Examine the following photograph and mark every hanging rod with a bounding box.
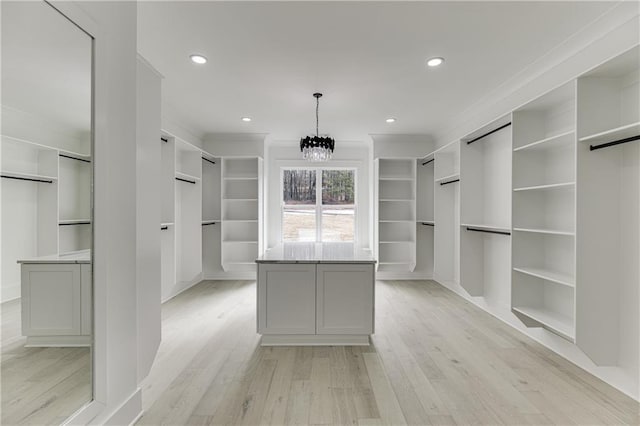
[440,178,459,186]
[1,174,53,184]
[590,134,640,151]
[202,157,216,165]
[161,226,168,230]
[161,137,168,143]
[421,222,434,227]
[202,222,217,226]
[59,221,91,226]
[59,153,91,163]
[422,158,434,166]
[466,122,512,145]
[465,227,511,236]
[175,177,196,184]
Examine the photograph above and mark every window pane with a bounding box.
[322,205,354,242]
[321,170,355,241]
[322,170,354,205]
[283,170,317,242]
[283,169,316,204]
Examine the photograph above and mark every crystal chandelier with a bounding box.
[300,92,335,162]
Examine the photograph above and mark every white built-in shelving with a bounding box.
[575,45,639,367]
[415,156,435,278]
[221,157,263,273]
[459,115,512,299]
[375,158,416,276]
[511,81,576,341]
[433,141,460,286]
[201,155,222,279]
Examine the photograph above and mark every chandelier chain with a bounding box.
[316,96,319,137]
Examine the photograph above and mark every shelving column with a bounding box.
[511,81,577,342]
[202,154,222,278]
[415,156,434,278]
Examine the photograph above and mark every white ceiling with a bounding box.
[137,1,618,142]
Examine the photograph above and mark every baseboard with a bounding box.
[261,334,370,346]
[25,335,90,347]
[104,388,142,426]
[203,272,256,281]
[162,275,203,303]
[375,272,432,280]
[1,283,20,304]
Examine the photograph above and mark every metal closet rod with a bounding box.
[465,227,511,236]
[175,177,196,184]
[466,122,512,145]
[59,221,91,226]
[422,158,434,166]
[161,226,168,230]
[1,174,53,184]
[202,157,216,165]
[59,153,91,163]
[590,134,640,151]
[161,137,168,143]
[421,222,435,227]
[440,178,459,186]
[202,222,217,226]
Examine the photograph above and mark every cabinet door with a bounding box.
[257,263,316,334]
[21,264,81,336]
[316,264,374,335]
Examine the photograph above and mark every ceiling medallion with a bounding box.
[300,92,335,162]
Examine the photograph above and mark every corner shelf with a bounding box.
[512,306,575,342]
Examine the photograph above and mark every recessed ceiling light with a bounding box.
[386,118,396,123]
[426,57,444,67]
[241,117,252,122]
[190,54,207,64]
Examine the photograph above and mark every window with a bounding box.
[282,168,355,242]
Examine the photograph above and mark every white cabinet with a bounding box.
[257,263,316,334]
[21,261,91,346]
[316,264,374,335]
[257,262,375,343]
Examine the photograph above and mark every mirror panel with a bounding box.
[1,1,93,423]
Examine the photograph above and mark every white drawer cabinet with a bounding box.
[257,262,375,344]
[21,262,91,346]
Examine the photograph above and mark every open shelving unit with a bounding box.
[375,158,416,276]
[221,157,263,273]
[202,154,222,279]
[433,141,460,286]
[415,155,434,278]
[511,81,576,341]
[160,137,176,299]
[575,45,639,367]
[459,115,512,300]
[1,134,91,302]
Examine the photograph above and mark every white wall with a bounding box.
[265,140,373,250]
[204,133,267,158]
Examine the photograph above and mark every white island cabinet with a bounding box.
[256,243,376,346]
[18,250,91,347]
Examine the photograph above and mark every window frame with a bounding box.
[280,166,357,243]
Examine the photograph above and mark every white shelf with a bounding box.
[59,219,91,225]
[514,130,574,152]
[224,240,257,244]
[379,240,412,244]
[512,306,574,341]
[223,175,258,180]
[513,182,575,192]
[378,261,412,265]
[224,219,258,223]
[161,222,174,227]
[379,198,414,202]
[379,176,413,181]
[222,198,258,201]
[579,121,640,145]
[1,170,57,183]
[513,228,574,236]
[379,220,413,223]
[175,171,200,182]
[435,173,459,184]
[461,223,511,234]
[513,267,574,288]
[59,150,92,162]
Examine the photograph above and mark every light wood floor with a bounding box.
[139,280,639,425]
[0,299,91,425]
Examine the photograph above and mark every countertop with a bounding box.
[256,243,375,264]
[18,249,91,264]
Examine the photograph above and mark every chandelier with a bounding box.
[300,92,335,162]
